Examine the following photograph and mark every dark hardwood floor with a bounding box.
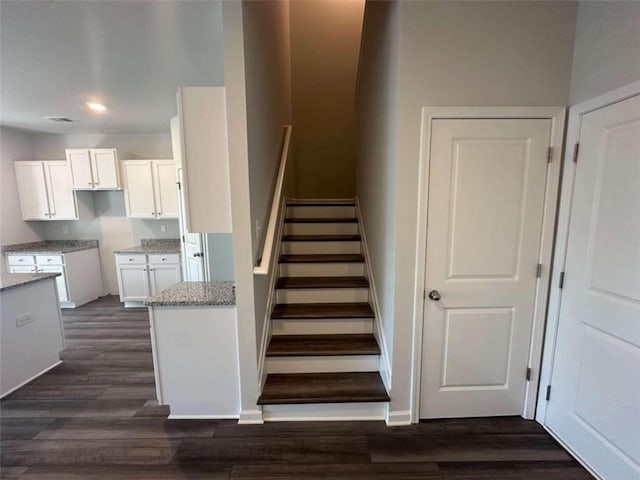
[0,295,593,479]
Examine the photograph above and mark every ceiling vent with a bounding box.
[43,116,76,123]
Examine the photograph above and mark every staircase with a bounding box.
[258,200,389,420]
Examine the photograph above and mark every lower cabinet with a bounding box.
[115,253,181,307]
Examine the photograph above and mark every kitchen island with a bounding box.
[145,281,239,418]
[0,273,65,397]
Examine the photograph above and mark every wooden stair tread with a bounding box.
[272,302,374,319]
[267,334,380,356]
[279,254,364,264]
[284,217,358,223]
[276,276,369,289]
[287,201,355,207]
[258,372,389,405]
[282,234,361,242]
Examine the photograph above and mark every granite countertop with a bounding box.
[114,239,181,255]
[2,240,99,255]
[0,272,61,292]
[144,281,236,307]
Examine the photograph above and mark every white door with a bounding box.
[44,161,77,220]
[545,95,640,479]
[421,118,552,418]
[37,265,68,302]
[66,149,93,189]
[14,162,50,220]
[148,264,182,295]
[118,265,149,301]
[122,161,156,218]
[91,149,119,189]
[177,168,205,281]
[152,161,179,219]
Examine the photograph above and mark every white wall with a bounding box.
[570,1,640,104]
[355,0,400,374]
[356,0,578,420]
[0,127,45,255]
[241,0,293,357]
[30,132,179,294]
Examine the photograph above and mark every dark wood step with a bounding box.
[284,217,358,223]
[271,303,374,319]
[258,372,389,405]
[266,334,380,357]
[280,254,365,264]
[282,234,361,242]
[287,201,355,207]
[276,276,369,289]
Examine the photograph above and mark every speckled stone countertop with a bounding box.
[114,239,181,255]
[145,281,236,307]
[0,272,61,292]
[2,240,99,255]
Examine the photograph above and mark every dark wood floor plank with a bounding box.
[279,254,365,263]
[282,234,361,242]
[284,217,358,223]
[214,420,392,438]
[267,334,380,356]
[230,463,442,479]
[0,418,56,441]
[271,302,374,319]
[276,276,369,289]
[438,460,594,479]
[18,465,232,480]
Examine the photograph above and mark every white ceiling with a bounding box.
[0,1,225,134]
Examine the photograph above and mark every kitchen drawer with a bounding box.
[7,255,36,266]
[148,254,180,265]
[116,254,147,265]
[35,254,64,265]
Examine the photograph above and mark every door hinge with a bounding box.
[536,263,542,278]
[547,146,553,163]
[573,143,580,163]
[423,290,426,300]
[526,367,532,381]
[559,271,565,289]
[181,235,185,243]
[176,181,181,190]
[546,385,552,401]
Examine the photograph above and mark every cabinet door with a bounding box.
[65,149,94,189]
[44,161,78,220]
[118,265,149,301]
[152,161,179,219]
[37,265,69,302]
[148,264,181,296]
[14,162,50,220]
[91,149,120,189]
[121,160,156,218]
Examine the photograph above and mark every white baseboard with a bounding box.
[386,410,412,426]
[262,402,387,422]
[168,414,239,420]
[238,408,264,424]
[1,360,62,399]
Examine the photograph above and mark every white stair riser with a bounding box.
[280,262,365,277]
[262,402,386,421]
[284,223,358,235]
[276,288,368,304]
[286,206,356,218]
[282,241,361,255]
[272,318,373,335]
[266,355,379,374]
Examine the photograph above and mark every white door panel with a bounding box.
[153,161,179,219]
[149,264,181,296]
[546,95,640,480]
[178,168,205,281]
[44,161,77,220]
[14,162,49,220]
[66,149,93,188]
[122,161,156,218]
[91,149,119,189]
[421,118,551,418]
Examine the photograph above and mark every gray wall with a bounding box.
[240,0,293,355]
[356,0,578,416]
[570,1,640,104]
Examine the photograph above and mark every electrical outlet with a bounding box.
[160,224,166,233]
[16,314,33,328]
[62,225,69,234]
[255,220,262,240]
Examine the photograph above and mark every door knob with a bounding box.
[428,290,441,301]
[193,252,202,258]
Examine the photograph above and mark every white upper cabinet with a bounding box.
[176,87,232,233]
[14,161,78,221]
[66,148,121,190]
[121,160,178,219]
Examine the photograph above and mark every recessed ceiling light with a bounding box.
[86,102,107,112]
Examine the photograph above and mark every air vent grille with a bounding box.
[43,116,76,123]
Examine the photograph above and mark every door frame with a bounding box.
[536,81,640,427]
[410,106,566,423]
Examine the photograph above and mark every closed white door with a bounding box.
[545,95,640,479]
[14,162,50,220]
[148,264,182,296]
[118,265,149,301]
[91,149,119,189]
[122,161,156,218]
[66,149,94,189]
[44,161,77,220]
[177,168,205,281]
[421,118,551,418]
[37,265,68,302]
[152,161,179,219]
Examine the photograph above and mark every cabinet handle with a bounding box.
[18,259,24,262]
[88,182,93,185]
[47,259,52,262]
[95,182,99,185]
[149,268,154,271]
